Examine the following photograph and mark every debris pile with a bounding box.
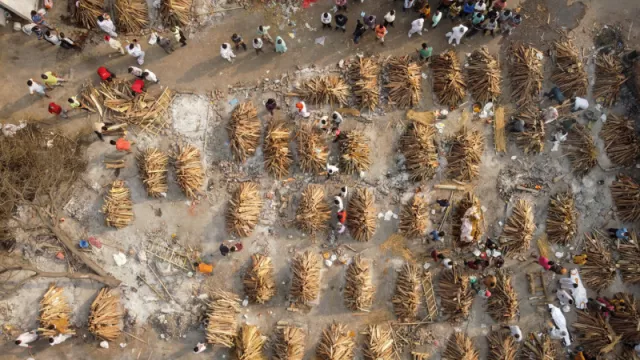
[344,255,374,312]
[431,50,467,108]
[565,123,598,176]
[513,107,545,154]
[363,324,393,360]
[487,271,519,322]
[160,0,192,27]
[618,233,640,284]
[317,322,355,360]
[290,251,321,305]
[139,148,168,197]
[205,289,241,347]
[296,124,328,174]
[295,76,350,106]
[594,53,626,107]
[467,48,501,104]
[443,332,478,360]
[339,131,371,175]
[550,40,588,96]
[264,119,292,178]
[74,0,102,28]
[295,185,331,235]
[102,180,133,229]
[452,192,484,246]
[546,192,577,245]
[600,114,640,166]
[401,118,438,181]
[508,44,543,107]
[487,331,517,360]
[399,195,429,239]
[347,188,377,242]
[175,144,204,199]
[610,292,640,343]
[500,199,535,255]
[235,324,267,360]
[582,232,616,292]
[114,0,149,34]
[573,310,621,355]
[228,102,261,163]
[392,263,421,321]
[88,288,123,342]
[385,56,421,108]
[273,326,305,360]
[521,333,558,359]
[446,127,484,182]
[39,284,75,337]
[226,182,263,237]
[610,176,640,222]
[349,57,381,111]
[243,254,276,304]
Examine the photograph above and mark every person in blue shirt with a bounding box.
[608,227,630,241]
[430,230,445,242]
[462,1,476,19]
[30,10,50,29]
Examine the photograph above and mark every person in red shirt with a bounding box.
[492,0,507,11]
[336,210,347,224]
[110,137,132,152]
[48,102,68,118]
[97,67,115,82]
[131,78,145,94]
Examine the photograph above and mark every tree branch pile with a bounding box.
[546,192,577,245]
[618,234,640,284]
[205,288,241,347]
[431,49,467,108]
[226,182,263,237]
[438,270,473,322]
[610,292,640,343]
[582,232,617,293]
[88,288,123,342]
[400,119,438,182]
[521,333,558,360]
[487,331,518,360]
[161,0,192,28]
[296,124,328,174]
[513,106,546,154]
[102,180,133,229]
[228,102,261,163]
[74,0,102,28]
[273,326,305,360]
[39,284,75,337]
[349,57,381,111]
[295,185,330,235]
[344,255,374,312]
[467,47,501,104]
[347,187,377,242]
[550,40,588,97]
[487,271,519,322]
[139,148,168,197]
[290,251,321,305]
[565,123,598,176]
[114,0,149,34]
[339,131,371,175]
[175,144,204,199]
[600,114,640,166]
[508,44,543,107]
[446,127,484,182]
[294,76,350,106]
[572,310,621,356]
[243,254,275,304]
[399,194,429,239]
[264,119,292,179]
[443,332,478,360]
[363,324,393,360]
[317,322,355,360]
[392,263,421,321]
[594,53,627,107]
[235,324,267,360]
[385,56,421,108]
[500,199,535,256]
[452,192,484,247]
[610,176,640,222]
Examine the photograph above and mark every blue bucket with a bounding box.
[79,240,90,249]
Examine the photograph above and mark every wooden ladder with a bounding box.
[422,271,438,321]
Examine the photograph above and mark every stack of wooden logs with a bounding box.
[594,53,627,107]
[273,326,305,360]
[546,192,577,245]
[88,288,123,342]
[228,102,261,163]
[295,185,331,235]
[431,50,467,108]
[500,199,535,255]
[347,188,377,242]
[235,324,267,360]
[467,48,501,104]
[102,180,133,229]
[447,128,484,182]
[339,131,371,175]
[401,119,439,181]
[438,271,473,322]
[175,144,204,199]
[317,322,355,360]
[386,56,421,108]
[610,292,640,343]
[74,0,102,28]
[343,255,374,312]
[392,263,421,321]
[264,119,292,178]
[487,331,517,360]
[226,182,263,237]
[514,106,546,154]
[600,114,640,166]
[38,284,75,337]
[364,324,394,360]
[115,0,149,34]
[443,332,478,360]
[399,195,429,239]
[521,333,558,360]
[206,289,241,347]
[565,123,598,176]
[617,233,640,284]
[573,311,621,356]
[99,80,174,130]
[487,271,519,322]
[295,76,350,106]
[349,57,381,111]
[610,176,640,222]
[139,148,168,197]
[296,124,328,174]
[550,40,588,97]
[582,232,617,292]
[243,254,276,304]
[161,0,192,28]
[290,251,321,305]
[509,44,543,107]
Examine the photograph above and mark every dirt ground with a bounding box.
[1,0,640,359]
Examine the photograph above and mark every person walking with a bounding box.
[126,40,145,65]
[502,13,521,35]
[155,34,175,54]
[27,79,49,98]
[295,101,310,118]
[97,14,117,38]
[335,0,347,11]
[335,13,348,32]
[15,330,38,347]
[172,26,187,47]
[193,342,207,353]
[408,16,425,38]
[364,15,376,30]
[68,96,90,112]
[462,0,475,19]
[321,12,332,29]
[384,10,396,27]
[375,24,388,44]
[128,66,144,79]
[432,10,443,27]
[97,66,115,82]
[31,10,50,29]
[48,102,69,119]
[220,43,236,62]
[231,33,248,51]
[142,69,159,83]
[403,0,416,12]
[104,35,125,55]
[447,23,468,45]
[353,20,367,44]
[275,36,287,53]
[265,98,278,115]
[258,25,274,44]
[44,30,61,46]
[252,38,264,55]
[41,71,66,89]
[419,3,431,19]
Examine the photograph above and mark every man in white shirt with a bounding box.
[128,66,144,78]
[15,330,38,347]
[105,35,125,55]
[384,10,396,27]
[408,16,425,38]
[508,325,523,342]
[97,14,118,38]
[44,30,61,46]
[193,342,207,353]
[126,41,145,65]
[252,38,263,55]
[220,43,235,63]
[321,12,332,29]
[447,24,468,45]
[27,79,49,98]
[143,70,159,83]
[49,333,73,346]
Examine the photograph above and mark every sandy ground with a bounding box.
[1,0,640,359]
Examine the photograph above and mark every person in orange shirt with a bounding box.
[375,24,387,44]
[194,262,214,274]
[419,3,431,18]
[110,137,132,152]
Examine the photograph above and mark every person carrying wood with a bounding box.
[93,121,115,141]
[104,35,125,55]
[15,330,38,347]
[142,69,159,84]
[68,96,90,113]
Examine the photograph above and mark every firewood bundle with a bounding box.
[161,0,192,28]
[339,131,371,175]
[582,232,617,292]
[618,235,640,284]
[487,271,519,322]
[114,0,149,34]
[550,40,588,97]
[226,182,263,237]
[600,114,640,166]
[611,176,640,222]
[618,348,640,360]
[431,50,467,108]
[296,124,328,174]
[347,188,377,242]
[295,185,331,235]
[363,324,394,360]
[139,148,168,197]
[513,106,545,154]
[74,0,102,28]
[399,195,429,239]
[565,123,598,176]
[205,288,241,347]
[88,288,123,342]
[392,263,421,321]
[500,199,535,256]
[546,192,577,245]
[487,331,518,360]
[175,144,204,199]
[452,192,484,246]
[102,180,133,229]
[400,120,438,182]
[446,127,484,182]
[344,255,374,311]
[235,324,267,360]
[385,56,421,108]
[264,119,292,179]
[290,251,321,304]
[295,76,350,106]
[317,322,355,360]
[610,292,640,343]
[494,107,506,152]
[521,333,558,360]
[39,284,75,337]
[573,310,621,355]
[467,48,501,104]
[349,57,381,111]
[243,254,276,304]
[594,53,627,107]
[228,102,261,163]
[508,44,543,107]
[273,326,306,360]
[438,270,473,322]
[443,332,479,360]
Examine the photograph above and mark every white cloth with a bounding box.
[2,122,27,137]
[331,111,343,125]
[548,304,569,342]
[15,331,38,347]
[97,19,117,37]
[333,196,344,211]
[144,70,158,83]
[442,258,453,269]
[556,289,573,306]
[49,333,73,346]
[509,326,523,342]
[408,18,424,37]
[573,97,589,111]
[447,25,468,45]
[107,38,124,53]
[129,66,143,77]
[384,12,396,23]
[220,43,236,62]
[28,81,46,95]
[568,269,587,309]
[194,342,207,353]
[253,38,263,49]
[337,223,346,234]
[559,277,577,290]
[22,23,37,35]
[543,107,559,123]
[321,13,332,24]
